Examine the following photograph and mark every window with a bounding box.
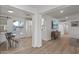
[13,20,24,28]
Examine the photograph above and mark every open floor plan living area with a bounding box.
[0,5,79,54]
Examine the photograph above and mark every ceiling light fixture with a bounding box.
[60,10,64,13]
[8,10,13,13]
[65,17,69,19]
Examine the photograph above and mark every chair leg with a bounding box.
[6,41,9,50]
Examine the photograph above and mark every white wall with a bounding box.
[67,13,79,39]
[26,20,32,37]
[58,21,69,37]
[59,13,79,39]
[58,22,64,37]
[68,20,79,39]
[42,15,53,41]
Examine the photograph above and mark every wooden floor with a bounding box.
[1,34,79,54]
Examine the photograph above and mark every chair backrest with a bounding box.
[5,32,12,40]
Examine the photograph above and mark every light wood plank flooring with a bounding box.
[1,34,79,54]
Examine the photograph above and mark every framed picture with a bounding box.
[51,21,53,29]
[71,21,79,27]
[51,20,59,29]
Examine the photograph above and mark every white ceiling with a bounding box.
[28,5,60,13]
[46,5,79,19]
[0,5,61,19]
[1,5,79,20]
[0,5,32,19]
[29,5,54,10]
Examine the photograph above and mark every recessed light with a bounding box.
[8,10,13,13]
[60,10,64,13]
[65,17,69,19]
